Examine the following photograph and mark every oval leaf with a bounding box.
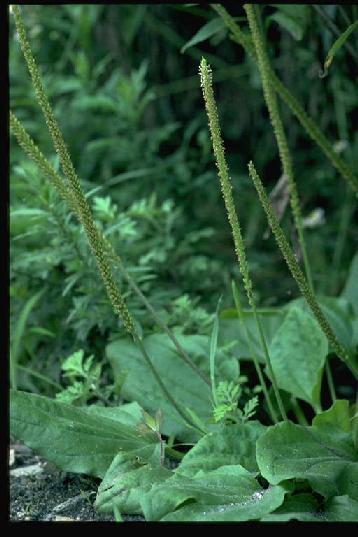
[256,420,358,499]
[176,421,266,477]
[96,452,171,515]
[268,305,328,409]
[106,334,238,441]
[141,465,285,521]
[10,390,160,478]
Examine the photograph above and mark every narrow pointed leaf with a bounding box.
[268,306,328,409]
[181,18,225,53]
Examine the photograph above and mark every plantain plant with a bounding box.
[10,4,358,522]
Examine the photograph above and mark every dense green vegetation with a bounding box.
[10,4,358,522]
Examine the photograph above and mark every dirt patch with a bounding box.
[9,444,144,522]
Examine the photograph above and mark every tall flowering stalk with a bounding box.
[12,5,134,335]
[212,3,358,196]
[248,161,357,379]
[199,57,287,422]
[244,3,313,292]
[11,109,209,384]
[11,6,207,434]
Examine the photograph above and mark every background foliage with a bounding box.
[10,4,357,398]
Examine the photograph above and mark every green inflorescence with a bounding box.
[199,57,287,422]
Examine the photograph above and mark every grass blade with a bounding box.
[231,281,278,424]
[320,19,358,77]
[10,290,44,390]
[209,297,222,406]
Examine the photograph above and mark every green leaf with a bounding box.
[261,493,319,521]
[219,308,285,363]
[61,349,85,376]
[181,18,226,53]
[176,421,266,477]
[106,334,239,441]
[10,208,48,218]
[270,13,303,40]
[72,94,118,112]
[322,495,358,522]
[268,306,328,409]
[288,296,358,375]
[256,420,358,499]
[209,297,221,405]
[323,20,358,75]
[27,326,55,338]
[141,465,286,521]
[55,381,87,405]
[261,493,358,522]
[269,6,309,41]
[85,401,145,428]
[10,289,45,390]
[288,296,355,354]
[312,400,351,434]
[10,390,160,478]
[95,452,171,515]
[262,493,358,522]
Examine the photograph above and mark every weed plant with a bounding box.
[10,4,358,522]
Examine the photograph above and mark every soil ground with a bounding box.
[9,443,144,522]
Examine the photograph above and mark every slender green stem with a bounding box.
[164,446,185,461]
[199,57,287,422]
[11,5,208,435]
[11,105,210,385]
[290,397,309,426]
[270,71,358,195]
[15,364,62,391]
[135,336,206,435]
[331,187,354,295]
[212,4,358,195]
[50,207,87,267]
[10,111,210,389]
[248,161,358,379]
[9,112,75,209]
[154,65,245,98]
[10,111,206,435]
[209,299,221,406]
[103,239,211,386]
[353,391,358,449]
[232,281,278,424]
[325,360,337,404]
[12,5,135,335]
[252,303,288,421]
[313,5,358,63]
[244,4,313,292]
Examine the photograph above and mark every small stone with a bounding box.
[52,495,83,513]
[9,449,15,466]
[10,463,44,477]
[54,516,77,522]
